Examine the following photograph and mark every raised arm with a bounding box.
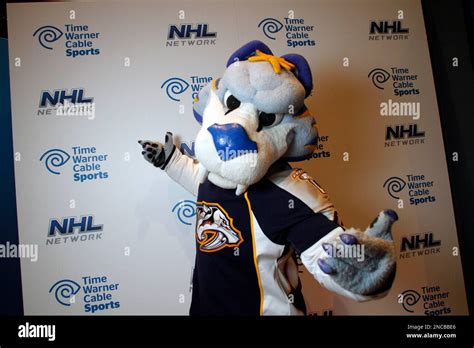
[268,168,397,302]
[139,132,201,196]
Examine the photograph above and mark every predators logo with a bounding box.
[195,202,243,252]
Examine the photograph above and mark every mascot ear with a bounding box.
[193,79,220,124]
[281,54,313,98]
[226,40,273,67]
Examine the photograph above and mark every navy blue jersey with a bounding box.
[190,166,341,315]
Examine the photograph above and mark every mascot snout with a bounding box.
[207,123,258,161]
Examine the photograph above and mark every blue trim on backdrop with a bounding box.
[0,37,24,315]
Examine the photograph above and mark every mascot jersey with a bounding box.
[164,152,342,316]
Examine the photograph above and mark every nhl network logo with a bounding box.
[166,23,216,47]
[38,88,95,118]
[385,123,425,147]
[400,232,441,259]
[369,20,409,41]
[47,215,103,246]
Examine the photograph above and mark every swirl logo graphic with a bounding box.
[172,200,197,225]
[161,77,190,102]
[33,25,63,50]
[400,289,421,313]
[258,18,283,40]
[40,149,70,175]
[49,279,81,306]
[383,176,407,199]
[368,68,390,89]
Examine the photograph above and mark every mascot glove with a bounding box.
[301,210,397,301]
[138,132,176,170]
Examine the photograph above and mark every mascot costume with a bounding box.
[139,41,397,315]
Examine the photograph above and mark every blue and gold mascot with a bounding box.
[139,41,397,315]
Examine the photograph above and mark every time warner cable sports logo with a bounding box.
[33,24,101,58]
[368,67,420,97]
[398,285,451,315]
[161,76,213,102]
[39,147,109,183]
[310,134,331,159]
[383,174,436,206]
[258,17,315,47]
[49,276,120,313]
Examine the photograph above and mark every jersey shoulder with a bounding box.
[268,168,337,220]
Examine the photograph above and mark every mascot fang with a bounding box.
[139,40,397,315]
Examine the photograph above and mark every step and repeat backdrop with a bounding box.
[7,0,468,315]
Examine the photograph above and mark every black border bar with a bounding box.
[422,0,474,316]
[0,315,472,345]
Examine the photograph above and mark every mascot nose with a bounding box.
[207,123,258,161]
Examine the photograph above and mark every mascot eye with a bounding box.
[224,91,241,113]
[257,112,282,132]
[259,112,276,126]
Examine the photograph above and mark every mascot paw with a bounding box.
[317,210,397,296]
[138,132,175,169]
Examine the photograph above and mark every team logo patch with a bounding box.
[291,169,326,194]
[195,201,243,252]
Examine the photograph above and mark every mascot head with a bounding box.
[193,40,317,195]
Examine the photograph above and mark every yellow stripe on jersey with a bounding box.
[244,192,264,316]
